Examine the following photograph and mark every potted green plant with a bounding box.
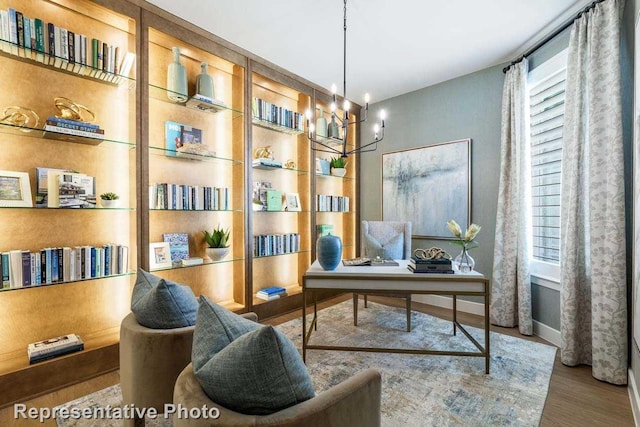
[330,156,348,177]
[203,226,231,261]
[100,192,119,208]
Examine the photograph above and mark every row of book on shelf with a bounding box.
[408,255,454,274]
[28,333,84,364]
[316,194,350,212]
[0,7,135,83]
[149,183,231,211]
[252,97,304,131]
[44,116,105,141]
[0,244,129,290]
[35,167,97,208]
[255,286,287,301]
[253,233,300,257]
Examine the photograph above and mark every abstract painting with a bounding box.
[382,139,471,238]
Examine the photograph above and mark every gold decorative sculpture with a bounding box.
[53,96,95,123]
[254,145,274,160]
[413,247,451,261]
[0,106,39,131]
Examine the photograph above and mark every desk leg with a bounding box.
[302,288,307,363]
[485,288,490,374]
[314,294,317,331]
[453,295,457,336]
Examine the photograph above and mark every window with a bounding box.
[527,49,568,284]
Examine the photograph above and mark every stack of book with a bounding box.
[27,333,84,364]
[408,256,454,274]
[256,286,287,301]
[43,117,105,142]
[252,158,283,168]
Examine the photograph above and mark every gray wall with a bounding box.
[360,65,504,302]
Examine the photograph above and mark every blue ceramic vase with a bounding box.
[317,233,342,271]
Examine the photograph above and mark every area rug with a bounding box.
[56,301,556,426]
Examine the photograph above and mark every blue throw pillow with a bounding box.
[364,232,404,259]
[192,296,315,415]
[130,269,198,329]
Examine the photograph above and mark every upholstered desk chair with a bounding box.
[119,311,258,427]
[353,220,412,331]
[172,363,382,427]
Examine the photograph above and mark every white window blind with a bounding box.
[528,52,567,265]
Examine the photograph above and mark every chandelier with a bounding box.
[306,0,386,158]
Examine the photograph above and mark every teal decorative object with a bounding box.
[316,233,342,270]
[195,62,215,99]
[167,47,188,102]
[327,116,340,139]
[316,108,327,138]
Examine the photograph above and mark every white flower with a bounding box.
[447,220,462,238]
[465,224,481,242]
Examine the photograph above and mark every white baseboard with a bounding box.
[629,368,640,427]
[532,320,561,347]
[412,294,485,316]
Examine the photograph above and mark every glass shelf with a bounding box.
[253,250,310,259]
[316,173,355,181]
[0,271,135,293]
[0,122,136,147]
[0,40,135,88]
[149,146,243,164]
[150,256,244,272]
[316,210,352,214]
[0,206,135,211]
[252,117,304,135]
[148,84,244,119]
[253,209,311,213]
[252,164,309,174]
[150,208,243,213]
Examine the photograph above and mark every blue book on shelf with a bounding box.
[104,245,111,276]
[51,248,59,282]
[258,286,286,295]
[90,247,96,278]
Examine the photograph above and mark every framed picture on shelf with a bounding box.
[0,170,32,207]
[382,138,471,238]
[149,242,173,270]
[285,193,301,211]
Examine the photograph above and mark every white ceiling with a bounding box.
[146,0,591,103]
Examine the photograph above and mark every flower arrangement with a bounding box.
[447,220,481,250]
[329,156,348,169]
[447,220,481,272]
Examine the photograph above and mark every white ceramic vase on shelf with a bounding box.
[316,108,327,138]
[331,167,347,177]
[195,62,215,99]
[206,247,230,262]
[167,46,188,102]
[100,199,118,208]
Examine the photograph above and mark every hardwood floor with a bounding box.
[0,296,635,426]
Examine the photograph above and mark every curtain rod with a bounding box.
[502,0,606,73]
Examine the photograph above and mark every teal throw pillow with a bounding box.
[364,232,404,259]
[194,325,316,415]
[130,268,198,329]
[191,295,261,373]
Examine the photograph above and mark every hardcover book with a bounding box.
[165,121,204,156]
[163,233,189,264]
[266,189,283,211]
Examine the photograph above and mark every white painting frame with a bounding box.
[0,170,32,207]
[149,242,173,270]
[382,138,471,239]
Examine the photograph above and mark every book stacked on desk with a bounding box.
[27,333,84,364]
[43,117,105,141]
[256,286,287,301]
[408,256,455,274]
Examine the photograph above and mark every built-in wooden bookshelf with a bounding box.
[249,67,312,319]
[143,19,246,312]
[0,0,137,408]
[0,0,361,408]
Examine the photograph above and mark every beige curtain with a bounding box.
[560,0,627,384]
[490,59,533,336]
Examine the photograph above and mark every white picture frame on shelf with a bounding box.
[285,193,302,211]
[149,242,172,270]
[0,170,33,207]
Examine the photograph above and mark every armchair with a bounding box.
[172,363,382,426]
[353,220,412,331]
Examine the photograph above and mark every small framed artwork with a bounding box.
[162,233,190,264]
[149,242,173,270]
[0,170,33,207]
[285,193,302,211]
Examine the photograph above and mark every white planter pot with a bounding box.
[331,167,347,177]
[100,199,118,208]
[206,247,230,261]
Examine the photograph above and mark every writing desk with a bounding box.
[302,260,491,373]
